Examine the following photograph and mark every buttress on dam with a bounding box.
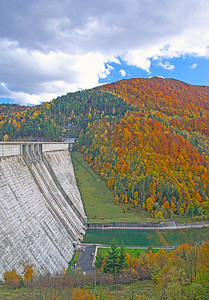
[0,142,87,278]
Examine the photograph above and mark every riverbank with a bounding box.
[87,221,209,230]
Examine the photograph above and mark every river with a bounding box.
[83,228,209,247]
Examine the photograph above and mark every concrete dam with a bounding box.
[0,142,87,278]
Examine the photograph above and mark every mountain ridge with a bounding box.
[0,77,209,219]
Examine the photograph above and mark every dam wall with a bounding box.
[42,143,69,152]
[0,142,73,158]
[0,142,87,278]
[0,143,21,156]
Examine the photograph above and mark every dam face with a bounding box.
[0,142,87,278]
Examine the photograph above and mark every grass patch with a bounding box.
[71,152,154,223]
[0,285,75,300]
[0,281,156,300]
[89,280,156,299]
[66,249,80,275]
[71,151,197,224]
[97,247,160,259]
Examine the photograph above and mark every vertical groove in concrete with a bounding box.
[42,152,86,225]
[0,143,87,279]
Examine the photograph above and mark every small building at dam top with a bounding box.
[0,141,87,279]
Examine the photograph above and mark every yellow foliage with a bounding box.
[146,197,154,212]
[0,120,5,129]
[108,177,115,188]
[3,134,9,141]
[178,207,184,215]
[12,119,17,126]
[154,211,164,220]
[114,195,119,205]
[170,201,176,212]
[3,269,20,283]
[134,191,138,199]
[23,260,33,281]
[31,112,39,120]
[131,257,140,269]
[133,296,147,300]
[71,287,95,300]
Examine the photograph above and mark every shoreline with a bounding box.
[87,221,209,230]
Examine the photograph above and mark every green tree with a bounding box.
[118,243,128,270]
[104,238,120,276]
[103,239,128,276]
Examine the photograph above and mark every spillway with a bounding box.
[0,142,87,278]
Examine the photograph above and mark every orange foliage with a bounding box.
[82,110,209,216]
[71,287,114,300]
[126,253,131,267]
[103,77,209,137]
[3,269,20,283]
[71,288,95,300]
[22,260,33,281]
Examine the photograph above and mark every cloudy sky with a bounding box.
[1,0,209,105]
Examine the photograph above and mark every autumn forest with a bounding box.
[1,77,209,219]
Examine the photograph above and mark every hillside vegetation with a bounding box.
[71,152,153,222]
[0,103,28,116]
[2,241,209,299]
[1,77,209,219]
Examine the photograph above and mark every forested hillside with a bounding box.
[0,103,28,116]
[103,77,209,137]
[0,90,133,141]
[0,103,28,125]
[1,77,209,219]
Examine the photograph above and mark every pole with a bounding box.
[94,267,96,290]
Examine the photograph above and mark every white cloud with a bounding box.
[0,82,10,98]
[191,63,197,69]
[1,79,62,105]
[158,61,175,70]
[0,42,115,104]
[99,64,114,79]
[149,75,164,79]
[119,69,126,77]
[123,50,151,72]
[1,0,209,104]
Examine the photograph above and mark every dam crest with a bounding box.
[0,142,87,278]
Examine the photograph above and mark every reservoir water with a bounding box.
[83,228,209,247]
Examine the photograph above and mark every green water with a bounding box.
[83,228,209,247]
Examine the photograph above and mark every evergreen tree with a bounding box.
[118,243,128,270]
[104,239,128,276]
[104,238,120,276]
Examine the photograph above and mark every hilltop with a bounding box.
[0,77,209,219]
[103,77,209,136]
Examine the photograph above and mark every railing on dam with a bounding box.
[0,141,74,158]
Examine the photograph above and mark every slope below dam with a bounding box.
[0,142,87,278]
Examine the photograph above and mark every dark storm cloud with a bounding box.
[0,0,125,52]
[0,0,201,53]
